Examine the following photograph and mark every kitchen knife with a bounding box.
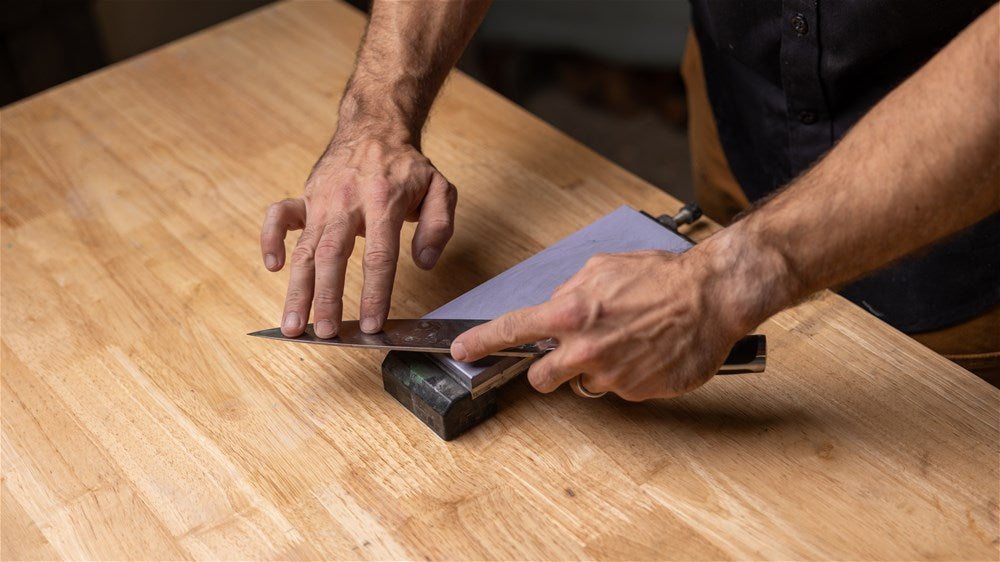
[248,318,767,374]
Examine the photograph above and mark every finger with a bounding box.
[451,304,555,362]
[260,198,306,271]
[359,212,404,333]
[411,174,457,269]
[281,223,321,337]
[525,348,583,393]
[311,215,359,338]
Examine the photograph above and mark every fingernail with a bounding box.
[315,319,334,338]
[282,311,301,331]
[418,247,441,268]
[264,254,278,270]
[360,317,379,333]
[452,342,467,362]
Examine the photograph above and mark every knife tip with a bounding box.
[247,327,282,338]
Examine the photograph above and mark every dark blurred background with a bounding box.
[1,0,693,201]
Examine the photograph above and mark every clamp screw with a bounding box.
[656,202,703,232]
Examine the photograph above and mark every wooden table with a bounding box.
[2,1,997,559]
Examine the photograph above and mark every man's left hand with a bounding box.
[450,248,761,400]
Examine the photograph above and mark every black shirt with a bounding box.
[691,0,999,333]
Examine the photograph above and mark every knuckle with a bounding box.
[326,212,359,236]
[434,174,457,196]
[368,177,392,193]
[365,179,396,208]
[315,237,350,262]
[303,180,322,200]
[550,298,580,331]
[527,364,553,392]
[363,247,396,270]
[312,288,340,307]
[290,244,315,267]
[366,214,399,234]
[298,223,321,243]
[284,287,310,308]
[495,314,520,345]
[360,293,388,312]
[264,202,283,221]
[550,280,572,299]
[265,198,297,218]
[584,253,610,269]
[439,181,459,213]
[552,294,596,331]
[422,217,454,238]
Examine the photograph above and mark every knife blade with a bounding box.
[248,318,767,373]
[249,318,552,356]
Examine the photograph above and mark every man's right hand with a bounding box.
[259,132,456,338]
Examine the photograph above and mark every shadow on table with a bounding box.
[500,374,812,437]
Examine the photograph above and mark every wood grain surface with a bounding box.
[2,1,997,559]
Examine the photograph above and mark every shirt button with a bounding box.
[799,110,818,124]
[790,13,809,36]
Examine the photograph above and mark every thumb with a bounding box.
[411,173,457,269]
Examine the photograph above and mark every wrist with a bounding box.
[694,220,803,334]
[335,87,422,148]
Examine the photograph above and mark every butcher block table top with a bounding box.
[2,1,997,560]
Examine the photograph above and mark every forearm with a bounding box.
[336,0,491,146]
[709,3,1000,331]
